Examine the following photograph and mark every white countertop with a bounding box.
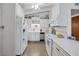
[49,34,79,56]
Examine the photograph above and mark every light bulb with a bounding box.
[32,4,34,8]
[35,4,38,10]
[32,3,40,10]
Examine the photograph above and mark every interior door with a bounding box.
[0,4,3,56]
[72,16,79,41]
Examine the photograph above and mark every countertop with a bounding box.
[49,34,79,56]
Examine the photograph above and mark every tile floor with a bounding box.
[23,41,48,56]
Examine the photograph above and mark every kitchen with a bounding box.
[0,3,79,56]
[16,3,79,56]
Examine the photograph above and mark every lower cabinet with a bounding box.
[52,42,70,56]
[28,32,40,41]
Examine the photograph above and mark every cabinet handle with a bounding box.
[56,48,59,51]
[0,26,4,29]
[23,38,25,40]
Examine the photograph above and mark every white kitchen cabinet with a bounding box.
[45,34,52,56]
[50,4,60,20]
[40,19,49,32]
[52,42,70,56]
[28,32,40,41]
[49,4,60,26]
[50,4,68,27]
[57,4,68,26]
[50,19,58,26]
[35,32,40,41]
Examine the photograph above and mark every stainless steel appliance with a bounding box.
[40,32,45,41]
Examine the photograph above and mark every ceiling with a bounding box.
[19,3,55,15]
[19,3,54,11]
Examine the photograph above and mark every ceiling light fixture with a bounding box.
[32,3,40,10]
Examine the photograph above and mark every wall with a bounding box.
[71,9,79,16]
[26,18,49,32]
[16,4,24,17]
[71,9,79,17]
[2,3,16,56]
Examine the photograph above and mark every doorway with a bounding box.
[72,16,79,41]
[71,9,79,41]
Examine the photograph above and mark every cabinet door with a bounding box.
[35,32,40,41]
[53,43,64,56]
[57,45,70,56]
[29,32,40,41]
[52,42,70,56]
[55,47,64,56]
[0,4,3,56]
[52,42,59,56]
[53,47,59,56]
[51,4,60,19]
[32,32,36,41]
[28,32,35,41]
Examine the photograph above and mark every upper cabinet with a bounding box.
[49,4,60,19]
[49,4,68,27]
[49,4,60,26]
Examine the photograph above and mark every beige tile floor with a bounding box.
[23,41,48,56]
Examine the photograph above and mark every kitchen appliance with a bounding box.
[40,29,45,41]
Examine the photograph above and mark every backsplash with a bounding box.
[52,27,68,39]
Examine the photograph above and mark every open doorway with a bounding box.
[16,3,52,56]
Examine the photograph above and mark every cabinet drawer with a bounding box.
[52,42,70,56]
[55,43,70,56]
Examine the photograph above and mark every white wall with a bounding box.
[26,18,49,32]
[2,3,16,56]
[16,4,24,17]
